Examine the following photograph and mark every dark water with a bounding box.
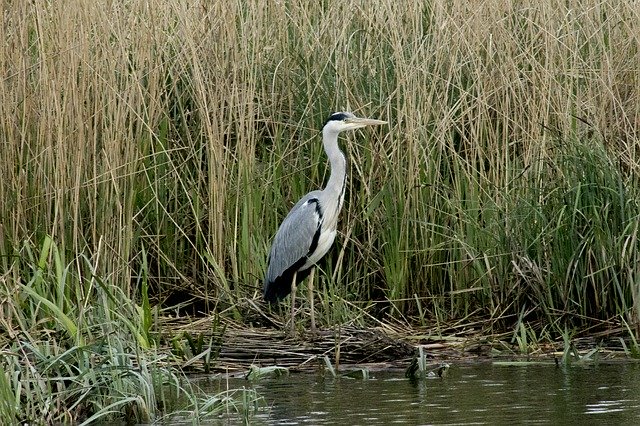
[203,362,640,425]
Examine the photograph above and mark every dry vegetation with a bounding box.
[1,0,640,422]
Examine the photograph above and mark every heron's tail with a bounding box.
[263,267,312,303]
[263,280,285,303]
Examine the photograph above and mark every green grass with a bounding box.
[0,238,260,424]
[1,0,640,419]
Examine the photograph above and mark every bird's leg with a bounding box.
[308,267,316,334]
[290,271,297,335]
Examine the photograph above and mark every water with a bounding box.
[202,362,640,424]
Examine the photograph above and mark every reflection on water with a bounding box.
[201,362,640,425]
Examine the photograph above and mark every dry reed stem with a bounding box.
[1,0,638,327]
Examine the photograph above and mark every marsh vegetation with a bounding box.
[1,0,639,423]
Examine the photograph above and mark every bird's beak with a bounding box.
[344,117,388,128]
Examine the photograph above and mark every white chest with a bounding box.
[304,228,337,268]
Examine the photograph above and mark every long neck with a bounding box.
[322,128,346,198]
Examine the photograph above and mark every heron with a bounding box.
[263,111,387,334]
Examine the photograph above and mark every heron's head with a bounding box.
[323,111,387,134]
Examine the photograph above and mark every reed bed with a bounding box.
[1,0,640,422]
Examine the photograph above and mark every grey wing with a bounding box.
[264,194,322,301]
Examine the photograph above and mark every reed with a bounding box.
[0,237,262,423]
[1,0,639,397]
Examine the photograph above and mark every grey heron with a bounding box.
[263,111,387,334]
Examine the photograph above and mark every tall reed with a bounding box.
[1,0,639,344]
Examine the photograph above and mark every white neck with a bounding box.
[322,128,346,197]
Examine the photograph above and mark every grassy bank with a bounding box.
[0,237,261,423]
[1,0,640,421]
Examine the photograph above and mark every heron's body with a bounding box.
[263,112,386,333]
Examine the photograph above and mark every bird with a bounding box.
[263,111,387,334]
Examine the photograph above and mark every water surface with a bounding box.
[202,362,640,424]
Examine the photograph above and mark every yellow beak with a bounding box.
[344,117,388,128]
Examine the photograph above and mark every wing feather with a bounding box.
[263,193,323,302]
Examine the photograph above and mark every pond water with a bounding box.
[200,361,640,424]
